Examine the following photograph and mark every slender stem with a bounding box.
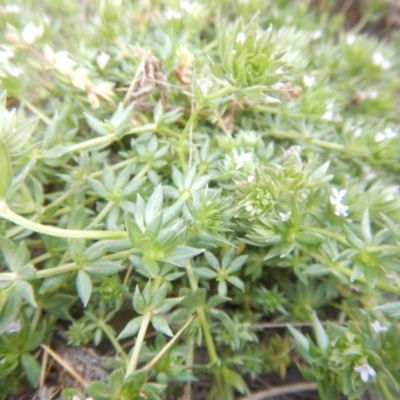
[0,202,127,240]
[185,261,227,400]
[36,249,134,279]
[66,123,157,154]
[98,320,126,357]
[31,252,52,265]
[125,310,151,379]
[88,200,114,228]
[377,374,394,400]
[305,247,400,294]
[21,99,51,125]
[305,227,348,246]
[31,307,42,332]
[178,105,202,171]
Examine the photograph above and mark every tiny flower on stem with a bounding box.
[236,31,246,45]
[371,320,388,333]
[329,188,349,217]
[354,363,376,383]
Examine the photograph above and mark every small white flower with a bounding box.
[165,9,182,20]
[322,102,334,121]
[0,49,14,64]
[279,211,291,222]
[272,81,285,90]
[247,175,256,183]
[7,65,22,77]
[346,34,356,45]
[236,31,246,45]
[233,149,253,169]
[311,29,322,40]
[362,166,377,180]
[70,67,91,90]
[372,52,391,70]
[354,363,376,383]
[303,74,315,87]
[3,320,21,333]
[375,127,397,142]
[0,5,20,14]
[22,22,43,44]
[371,320,388,333]
[50,50,77,74]
[354,128,362,137]
[375,132,386,142]
[246,204,254,212]
[96,51,110,69]
[330,188,348,217]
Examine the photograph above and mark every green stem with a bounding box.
[377,374,394,400]
[98,320,126,357]
[178,105,202,171]
[125,310,151,379]
[305,227,349,246]
[66,123,157,154]
[185,262,227,400]
[0,201,127,240]
[305,248,400,294]
[36,249,134,279]
[88,200,114,227]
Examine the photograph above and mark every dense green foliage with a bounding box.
[1,0,400,399]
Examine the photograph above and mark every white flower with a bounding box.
[372,52,391,70]
[246,204,254,212]
[7,65,22,77]
[236,32,246,45]
[247,175,256,183]
[0,5,20,14]
[311,29,322,40]
[272,81,285,90]
[0,49,14,64]
[22,22,43,44]
[330,188,349,217]
[233,149,253,169]
[96,51,110,69]
[354,128,362,137]
[47,49,77,74]
[165,9,182,20]
[2,320,21,333]
[303,74,315,87]
[346,34,356,45]
[70,67,91,90]
[371,320,388,333]
[354,363,376,383]
[279,212,291,222]
[322,102,334,121]
[375,127,397,142]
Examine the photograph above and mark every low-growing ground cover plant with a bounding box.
[1,0,400,399]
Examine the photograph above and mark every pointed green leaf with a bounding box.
[288,325,312,364]
[151,316,173,337]
[125,212,144,247]
[76,270,92,307]
[15,281,37,307]
[145,185,163,226]
[164,246,205,262]
[0,138,12,199]
[361,209,372,244]
[133,285,145,314]
[118,316,143,339]
[21,353,41,387]
[312,312,329,353]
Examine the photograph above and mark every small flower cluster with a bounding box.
[329,188,349,217]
